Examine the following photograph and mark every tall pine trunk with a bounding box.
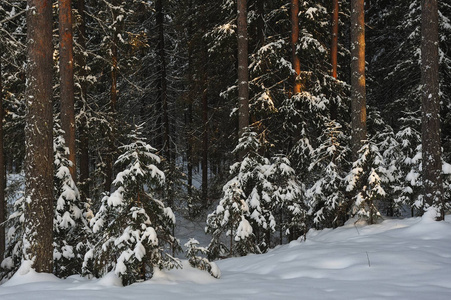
[421,0,444,219]
[202,65,208,206]
[156,0,170,161]
[24,0,54,273]
[350,0,367,160]
[59,0,76,180]
[105,0,120,193]
[290,0,301,95]
[77,0,90,200]
[331,0,339,79]
[237,0,249,146]
[0,58,5,262]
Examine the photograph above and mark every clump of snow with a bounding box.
[2,261,60,287]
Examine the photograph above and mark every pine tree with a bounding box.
[23,0,54,273]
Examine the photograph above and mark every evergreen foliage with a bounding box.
[84,124,181,285]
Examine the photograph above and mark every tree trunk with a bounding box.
[290,0,301,95]
[421,0,444,219]
[0,57,5,261]
[237,0,249,145]
[156,0,170,161]
[77,0,90,200]
[202,76,208,206]
[59,0,76,180]
[350,0,367,160]
[330,0,339,121]
[331,0,339,79]
[105,0,120,193]
[256,0,265,48]
[186,0,193,203]
[24,0,54,273]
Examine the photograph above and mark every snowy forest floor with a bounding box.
[1,214,450,299]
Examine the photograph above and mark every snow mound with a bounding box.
[1,216,451,299]
[2,261,61,287]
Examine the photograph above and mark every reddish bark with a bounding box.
[237,0,249,141]
[350,0,367,160]
[291,0,301,94]
[331,0,339,79]
[24,0,54,273]
[59,0,77,180]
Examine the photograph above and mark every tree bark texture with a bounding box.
[24,0,54,273]
[0,58,5,261]
[421,0,444,218]
[59,0,77,180]
[331,0,339,79]
[350,0,367,160]
[237,0,249,141]
[77,0,90,200]
[290,0,301,94]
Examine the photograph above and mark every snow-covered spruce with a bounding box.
[345,142,385,225]
[264,155,307,242]
[84,123,181,285]
[207,129,306,256]
[306,120,350,228]
[0,194,25,282]
[53,124,91,278]
[184,238,220,279]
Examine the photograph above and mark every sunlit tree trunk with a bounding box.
[237,0,249,148]
[331,0,339,79]
[290,0,301,94]
[59,0,76,180]
[421,0,444,219]
[350,0,367,160]
[24,0,54,272]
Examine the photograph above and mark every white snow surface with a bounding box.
[1,215,451,299]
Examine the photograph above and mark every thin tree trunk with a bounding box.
[186,0,193,209]
[156,0,170,161]
[59,0,76,180]
[0,58,5,261]
[330,0,339,121]
[350,0,367,160]
[290,0,301,95]
[202,78,208,206]
[331,0,339,79]
[237,0,249,145]
[256,0,265,48]
[105,1,120,193]
[24,0,54,272]
[77,0,90,200]
[421,0,443,219]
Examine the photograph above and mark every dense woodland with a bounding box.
[0,0,450,286]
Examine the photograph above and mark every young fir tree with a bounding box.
[184,238,220,278]
[53,122,91,278]
[0,195,25,281]
[85,124,181,286]
[265,155,306,242]
[307,120,350,228]
[345,142,385,224]
[206,130,261,258]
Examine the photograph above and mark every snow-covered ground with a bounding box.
[1,214,450,299]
